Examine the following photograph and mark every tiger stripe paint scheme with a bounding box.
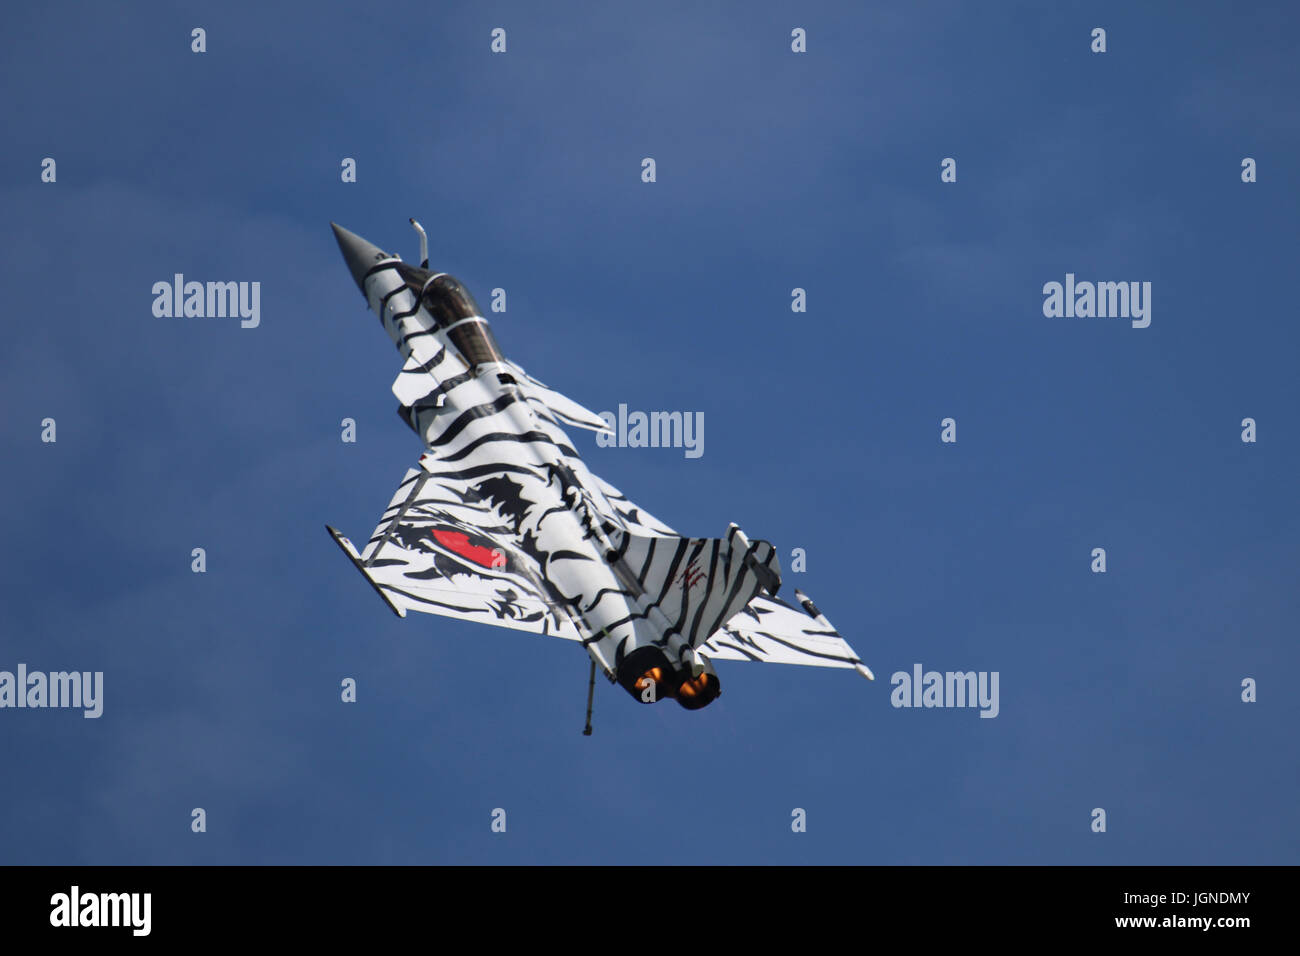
[326,222,873,711]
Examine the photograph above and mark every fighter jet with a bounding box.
[326,220,872,731]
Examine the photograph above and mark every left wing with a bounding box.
[699,591,874,679]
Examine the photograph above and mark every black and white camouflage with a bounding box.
[326,222,872,711]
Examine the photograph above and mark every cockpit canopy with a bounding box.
[393,264,483,328]
[392,263,502,367]
[421,273,482,328]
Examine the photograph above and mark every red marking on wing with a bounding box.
[432,529,504,568]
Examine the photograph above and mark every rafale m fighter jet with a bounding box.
[326,221,872,730]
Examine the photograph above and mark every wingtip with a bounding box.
[855,663,875,681]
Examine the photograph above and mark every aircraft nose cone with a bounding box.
[330,222,389,292]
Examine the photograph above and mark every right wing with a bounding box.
[347,327,682,635]
[327,465,583,642]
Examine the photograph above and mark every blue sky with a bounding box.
[1,1,1296,864]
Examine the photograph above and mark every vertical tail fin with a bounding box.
[611,524,781,649]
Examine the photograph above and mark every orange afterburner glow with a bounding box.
[634,667,670,694]
[675,671,720,710]
[677,673,711,699]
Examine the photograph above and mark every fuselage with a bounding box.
[350,244,702,702]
